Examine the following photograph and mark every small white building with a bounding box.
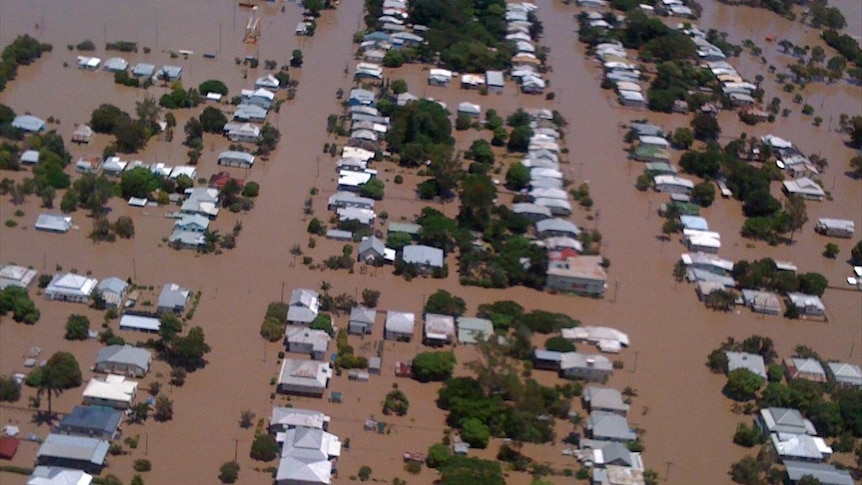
[82,375,138,409]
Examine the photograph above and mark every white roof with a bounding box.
[341,146,376,162]
[654,175,695,189]
[562,326,630,349]
[424,313,456,339]
[82,375,137,404]
[28,466,93,485]
[385,311,415,334]
[0,265,38,289]
[119,314,161,332]
[46,273,98,297]
[760,134,793,149]
[338,170,373,188]
[457,102,481,115]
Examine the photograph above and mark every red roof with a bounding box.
[549,247,579,261]
[208,171,245,189]
[0,436,19,459]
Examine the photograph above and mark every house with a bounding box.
[36,435,109,474]
[533,350,563,371]
[771,433,832,462]
[546,255,608,296]
[460,74,484,89]
[741,289,781,315]
[638,135,669,149]
[75,156,101,174]
[45,274,98,303]
[118,314,161,333]
[173,214,210,234]
[20,149,40,165]
[208,171,243,190]
[560,352,613,381]
[423,313,455,346]
[286,328,330,361]
[782,177,825,201]
[592,466,646,485]
[218,151,255,169]
[242,88,276,110]
[348,88,376,106]
[562,326,630,353]
[131,63,155,78]
[277,359,332,397]
[632,145,670,163]
[169,229,205,250]
[287,289,320,325]
[157,65,182,81]
[336,170,373,192]
[618,90,645,108]
[233,104,268,122]
[275,426,341,485]
[530,187,568,201]
[0,264,37,290]
[402,245,444,269]
[11,115,46,132]
[56,406,122,441]
[757,408,817,435]
[358,236,387,264]
[157,283,190,314]
[101,157,127,176]
[653,175,694,194]
[94,345,151,377]
[827,362,862,388]
[680,215,709,231]
[591,441,643,470]
[337,207,375,226]
[512,203,552,221]
[363,49,386,63]
[270,407,330,433]
[725,351,767,379]
[255,73,280,90]
[583,386,630,415]
[348,306,377,335]
[586,411,636,442]
[329,192,374,211]
[457,102,481,117]
[428,68,453,86]
[369,356,381,374]
[354,63,383,80]
[388,222,421,239]
[384,311,415,341]
[785,357,827,383]
[71,125,94,144]
[27,466,94,485]
[180,187,220,219]
[786,293,826,317]
[534,197,572,216]
[82,375,138,409]
[485,70,505,92]
[102,57,127,72]
[225,122,261,143]
[35,214,73,233]
[95,277,128,309]
[815,218,854,238]
[784,460,854,485]
[456,317,494,345]
[684,230,721,254]
[680,253,733,275]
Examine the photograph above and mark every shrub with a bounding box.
[218,461,240,484]
[133,459,152,472]
[411,351,456,382]
[427,443,452,468]
[358,466,372,481]
[0,375,21,402]
[250,434,278,462]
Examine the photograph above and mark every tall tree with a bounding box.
[135,95,162,133]
[37,352,82,420]
[784,195,808,244]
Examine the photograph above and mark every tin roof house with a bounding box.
[348,306,377,335]
[277,359,332,397]
[423,313,455,346]
[45,274,98,303]
[287,289,320,325]
[94,345,151,378]
[0,264,37,290]
[36,435,109,474]
[385,311,415,341]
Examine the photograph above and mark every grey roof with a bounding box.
[37,434,109,466]
[630,122,663,137]
[20,149,40,164]
[784,460,854,485]
[828,362,862,387]
[131,63,155,77]
[787,356,827,378]
[35,214,72,233]
[157,283,190,310]
[95,345,151,371]
[58,406,122,436]
[158,65,182,80]
[456,317,494,344]
[169,229,204,247]
[11,115,46,132]
[485,70,505,87]
[271,407,329,430]
[587,411,636,441]
[349,306,376,325]
[288,289,320,324]
[358,236,386,258]
[385,311,415,334]
[536,218,579,236]
[402,245,444,268]
[597,441,635,467]
[102,57,128,72]
[219,150,256,163]
[725,351,767,379]
[758,408,816,435]
[388,222,421,235]
[349,88,376,104]
[534,349,562,362]
[233,104,268,121]
[584,386,630,414]
[512,203,552,218]
[96,277,127,297]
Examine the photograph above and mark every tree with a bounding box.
[427,443,452,468]
[692,182,715,207]
[457,173,496,231]
[439,457,504,485]
[128,402,149,424]
[200,106,228,134]
[424,290,466,317]
[383,388,409,416]
[361,289,380,308]
[260,317,285,342]
[218,461,240,484]
[390,79,408,95]
[742,189,781,218]
[135,95,162,133]
[199,79,228,96]
[507,125,532,152]
[36,352,82,419]
[113,216,135,239]
[113,118,148,153]
[733,422,764,447]
[131,476,144,485]
[90,104,129,133]
[823,243,839,259]
[851,240,862,265]
[64,314,90,340]
[545,336,576,352]
[412,351,456,382]
[797,272,828,296]
[153,395,174,421]
[120,167,158,199]
[359,178,385,200]
[460,418,490,448]
[671,127,694,149]
[242,181,260,198]
[40,186,56,208]
[169,326,211,370]
[784,195,808,244]
[257,123,281,155]
[691,113,721,141]
[724,368,763,401]
[158,312,183,343]
[358,465,372,481]
[310,314,334,336]
[505,162,530,190]
[466,139,494,165]
[0,375,21,402]
[239,409,256,428]
[250,434,278,461]
[728,456,762,485]
[290,49,304,68]
[0,286,41,324]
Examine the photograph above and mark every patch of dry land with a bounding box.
[0,1,860,485]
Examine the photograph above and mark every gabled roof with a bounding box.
[786,356,827,378]
[402,245,444,267]
[12,115,46,132]
[58,406,122,436]
[271,407,330,430]
[758,408,816,435]
[358,236,386,257]
[158,283,190,310]
[96,277,127,296]
[95,345,151,371]
[27,466,93,485]
[828,362,862,386]
[536,218,579,236]
[47,273,98,296]
[587,411,636,441]
[725,351,767,379]
[37,435,109,466]
[385,311,415,334]
[584,386,630,414]
[784,460,854,485]
[350,306,376,325]
[36,214,73,233]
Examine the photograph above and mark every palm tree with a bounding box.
[622,386,638,404]
[36,367,64,421]
[158,69,171,87]
[320,280,332,295]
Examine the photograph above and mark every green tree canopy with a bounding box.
[200,106,228,134]
[169,326,211,370]
[199,79,228,96]
[64,314,90,340]
[250,434,278,461]
[724,368,763,401]
[424,289,466,317]
[412,351,456,382]
[460,417,490,448]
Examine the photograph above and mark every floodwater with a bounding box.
[0,1,860,484]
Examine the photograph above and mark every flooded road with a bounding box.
[1,0,860,484]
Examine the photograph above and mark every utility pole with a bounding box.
[281,281,285,303]
[664,461,673,481]
[234,439,239,462]
[132,257,137,280]
[145,432,149,456]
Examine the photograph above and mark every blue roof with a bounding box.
[363,32,392,42]
[534,349,562,361]
[11,115,46,132]
[131,63,156,77]
[680,215,709,231]
[58,406,122,436]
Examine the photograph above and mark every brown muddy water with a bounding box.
[1,0,860,484]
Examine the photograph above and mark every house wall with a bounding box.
[384,330,412,342]
[37,456,103,474]
[562,367,611,382]
[95,362,146,378]
[687,242,719,254]
[45,291,89,303]
[278,383,325,397]
[546,274,606,296]
[348,321,371,335]
[218,158,252,168]
[56,424,117,441]
[83,395,134,409]
[655,183,691,194]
